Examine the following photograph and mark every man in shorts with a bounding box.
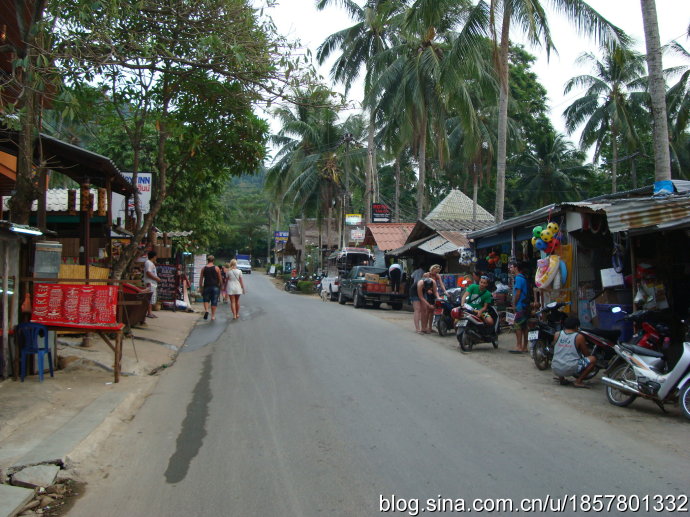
[509,260,529,353]
[144,251,161,318]
[461,275,494,326]
[199,255,222,321]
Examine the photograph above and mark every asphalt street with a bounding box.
[68,274,688,516]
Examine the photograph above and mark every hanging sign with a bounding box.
[346,214,363,225]
[371,203,391,223]
[351,228,365,241]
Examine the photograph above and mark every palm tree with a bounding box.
[266,87,366,250]
[316,0,405,224]
[563,42,646,193]
[513,131,589,211]
[640,0,672,183]
[667,40,690,177]
[488,0,626,222]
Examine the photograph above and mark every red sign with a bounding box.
[371,203,391,223]
[31,283,119,328]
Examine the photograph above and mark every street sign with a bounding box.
[372,203,391,223]
[274,231,289,242]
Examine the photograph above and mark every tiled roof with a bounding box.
[365,223,415,251]
[426,189,493,222]
[437,231,469,248]
[420,218,494,232]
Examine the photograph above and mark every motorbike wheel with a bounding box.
[680,384,690,421]
[605,364,638,407]
[284,282,289,292]
[532,340,550,370]
[458,330,473,352]
[438,318,449,336]
[353,290,364,308]
[492,338,498,349]
[338,291,346,305]
[329,287,337,302]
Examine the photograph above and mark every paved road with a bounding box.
[69,274,688,516]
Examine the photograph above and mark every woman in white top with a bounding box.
[225,259,246,319]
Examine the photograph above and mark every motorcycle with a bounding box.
[453,304,500,352]
[433,288,463,336]
[601,335,690,420]
[284,277,299,292]
[529,301,570,370]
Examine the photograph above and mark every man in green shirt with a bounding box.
[461,275,494,326]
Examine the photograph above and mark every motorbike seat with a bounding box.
[586,328,621,342]
[620,343,665,358]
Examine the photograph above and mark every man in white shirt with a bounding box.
[388,262,402,293]
[144,251,162,318]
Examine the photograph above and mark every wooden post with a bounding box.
[2,243,9,379]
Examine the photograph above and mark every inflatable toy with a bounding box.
[487,251,500,266]
[540,229,553,242]
[531,237,537,246]
[535,239,548,251]
[532,226,543,238]
[559,259,568,285]
[547,222,559,234]
[535,254,560,288]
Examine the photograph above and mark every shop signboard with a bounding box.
[156,264,179,301]
[274,231,289,244]
[371,203,391,223]
[111,172,152,223]
[351,228,365,241]
[31,283,118,327]
[346,214,363,225]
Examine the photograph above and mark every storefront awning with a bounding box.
[418,235,459,256]
[387,236,434,257]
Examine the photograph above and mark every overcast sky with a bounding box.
[263,0,690,141]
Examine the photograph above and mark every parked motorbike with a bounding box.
[433,288,464,336]
[453,304,500,351]
[529,301,570,370]
[602,336,690,420]
[284,277,299,292]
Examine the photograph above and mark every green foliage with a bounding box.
[298,280,315,293]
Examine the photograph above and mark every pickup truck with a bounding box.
[337,266,406,310]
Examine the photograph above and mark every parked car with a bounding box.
[237,259,252,274]
[321,247,374,301]
[338,265,406,310]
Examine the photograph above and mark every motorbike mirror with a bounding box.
[546,302,558,309]
[611,306,623,314]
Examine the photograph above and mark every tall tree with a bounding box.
[563,42,646,193]
[640,0,672,183]
[488,0,625,222]
[316,0,404,224]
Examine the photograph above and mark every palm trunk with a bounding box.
[472,163,479,221]
[631,157,637,189]
[494,7,511,223]
[640,0,672,182]
[366,111,376,224]
[394,156,401,223]
[611,128,618,193]
[417,115,428,220]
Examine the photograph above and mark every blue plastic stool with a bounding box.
[18,323,53,382]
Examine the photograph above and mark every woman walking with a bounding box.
[225,259,246,320]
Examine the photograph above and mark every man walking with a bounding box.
[509,260,530,353]
[199,255,222,321]
[144,251,162,318]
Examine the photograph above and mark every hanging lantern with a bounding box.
[67,189,76,214]
[97,188,107,216]
[80,185,91,212]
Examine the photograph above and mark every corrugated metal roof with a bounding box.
[418,235,458,256]
[604,194,690,233]
[387,235,434,257]
[437,231,469,248]
[421,218,494,232]
[426,189,494,221]
[365,223,415,250]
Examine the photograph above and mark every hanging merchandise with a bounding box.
[535,254,560,288]
[458,247,474,266]
[487,251,500,267]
